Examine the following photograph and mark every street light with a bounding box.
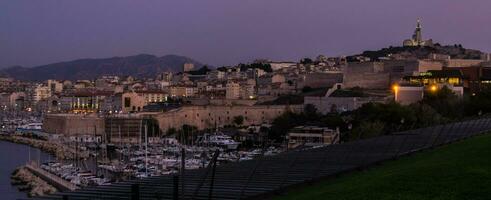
[392,85,399,92]
[392,85,399,102]
[430,85,438,92]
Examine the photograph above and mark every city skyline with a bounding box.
[2,1,491,199]
[2,0,491,68]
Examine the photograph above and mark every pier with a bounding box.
[0,135,89,160]
[25,162,80,192]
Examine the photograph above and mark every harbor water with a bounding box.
[0,140,53,200]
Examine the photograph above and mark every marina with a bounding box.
[0,112,287,198]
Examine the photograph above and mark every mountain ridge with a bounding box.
[0,54,204,81]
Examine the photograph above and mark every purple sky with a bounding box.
[1,0,490,68]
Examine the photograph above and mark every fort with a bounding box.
[153,104,303,132]
[42,105,303,139]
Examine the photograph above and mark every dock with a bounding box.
[25,163,80,192]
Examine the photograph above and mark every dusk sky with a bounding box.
[1,0,490,68]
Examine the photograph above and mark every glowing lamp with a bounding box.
[430,85,437,92]
[392,85,399,92]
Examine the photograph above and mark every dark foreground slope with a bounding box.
[272,134,491,200]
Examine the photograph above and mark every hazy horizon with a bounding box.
[2,0,491,68]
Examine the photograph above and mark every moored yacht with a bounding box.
[16,122,43,131]
[196,133,240,150]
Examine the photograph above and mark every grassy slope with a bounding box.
[272,134,491,200]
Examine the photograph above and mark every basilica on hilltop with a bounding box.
[403,19,433,47]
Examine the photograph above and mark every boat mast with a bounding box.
[75,128,79,168]
[28,146,31,164]
[144,124,148,176]
[119,125,122,162]
[94,125,98,176]
[139,119,142,150]
[127,123,130,163]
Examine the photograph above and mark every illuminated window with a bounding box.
[448,78,460,85]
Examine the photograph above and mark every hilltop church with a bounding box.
[403,19,433,47]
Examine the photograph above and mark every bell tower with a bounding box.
[412,18,423,45]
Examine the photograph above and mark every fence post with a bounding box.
[471,118,482,137]
[444,121,462,144]
[191,150,219,200]
[477,117,488,134]
[449,121,461,144]
[405,125,424,154]
[173,175,179,200]
[360,134,383,165]
[431,122,452,148]
[394,133,411,158]
[482,117,491,134]
[181,148,185,200]
[339,130,364,166]
[238,155,264,199]
[468,118,481,137]
[460,118,474,140]
[382,133,398,159]
[208,150,219,200]
[312,145,334,180]
[131,183,140,200]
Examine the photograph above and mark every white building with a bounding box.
[287,126,339,149]
[304,84,388,114]
[226,82,241,100]
[170,86,196,98]
[122,90,168,113]
[47,80,63,93]
[33,84,51,102]
[269,62,296,71]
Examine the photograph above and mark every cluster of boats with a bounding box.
[33,141,285,191]
[7,119,285,189]
[0,111,292,197]
[92,141,283,181]
[101,144,235,178]
[1,117,42,133]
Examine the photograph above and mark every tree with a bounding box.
[351,102,417,134]
[300,58,313,64]
[319,113,346,131]
[166,127,177,136]
[177,124,197,144]
[408,103,444,127]
[217,66,228,72]
[188,66,211,75]
[351,120,385,140]
[302,86,313,93]
[268,112,305,142]
[233,115,244,126]
[463,88,491,116]
[249,63,273,73]
[422,86,463,119]
[303,104,319,120]
[287,80,293,86]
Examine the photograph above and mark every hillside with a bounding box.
[0,54,204,81]
[272,133,491,200]
[348,44,487,62]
